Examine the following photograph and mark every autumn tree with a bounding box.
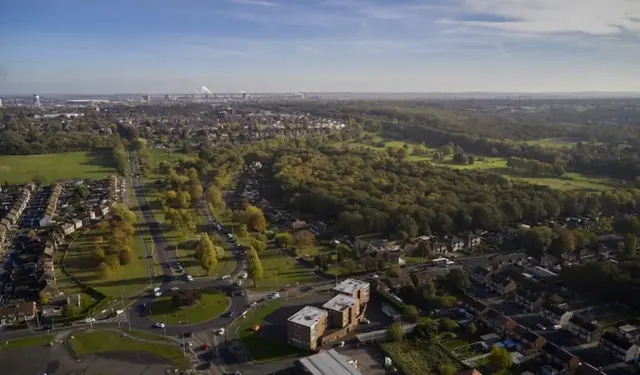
[294,230,315,248]
[237,224,249,238]
[489,345,513,372]
[196,233,218,275]
[244,205,267,232]
[275,232,293,247]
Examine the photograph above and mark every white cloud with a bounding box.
[297,45,321,54]
[446,0,640,36]
[231,0,277,6]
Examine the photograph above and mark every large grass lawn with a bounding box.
[252,249,316,290]
[65,226,156,298]
[1,335,54,349]
[148,290,229,325]
[0,150,116,185]
[236,301,306,363]
[70,330,189,369]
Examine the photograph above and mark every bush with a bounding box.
[119,249,132,265]
[172,289,202,307]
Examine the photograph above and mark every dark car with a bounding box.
[225,311,234,318]
[232,290,245,297]
[181,332,193,338]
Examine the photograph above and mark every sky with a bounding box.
[1,0,640,94]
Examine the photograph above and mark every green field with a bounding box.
[1,335,54,349]
[251,249,316,290]
[343,136,614,191]
[69,330,189,369]
[65,227,156,299]
[148,290,229,325]
[236,301,306,362]
[0,150,116,185]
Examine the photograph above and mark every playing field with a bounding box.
[0,150,116,185]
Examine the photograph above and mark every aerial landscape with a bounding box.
[1,1,640,375]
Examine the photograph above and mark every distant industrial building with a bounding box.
[0,98,3,108]
[33,94,41,106]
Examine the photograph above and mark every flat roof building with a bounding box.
[323,294,360,329]
[297,349,362,375]
[287,306,328,350]
[334,278,370,305]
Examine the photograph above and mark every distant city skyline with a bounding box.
[2,0,639,94]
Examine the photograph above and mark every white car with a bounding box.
[235,280,243,286]
[249,301,257,308]
[361,318,371,324]
[171,287,179,291]
[270,292,280,299]
[239,272,248,279]
[85,317,96,323]
[155,322,166,328]
[153,287,161,293]
[216,328,226,335]
[154,291,162,297]
[185,274,194,281]
[115,309,124,315]
[221,275,232,280]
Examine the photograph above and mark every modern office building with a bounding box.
[334,278,370,306]
[323,294,360,329]
[287,306,328,350]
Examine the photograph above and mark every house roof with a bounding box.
[461,295,488,312]
[569,315,599,332]
[542,342,578,364]
[472,266,491,277]
[516,288,541,302]
[601,331,635,351]
[516,324,543,344]
[543,302,568,316]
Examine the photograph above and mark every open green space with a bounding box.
[252,249,316,290]
[382,339,458,375]
[65,227,155,298]
[123,329,170,342]
[69,330,189,369]
[0,150,116,185]
[1,335,54,349]
[148,290,229,325]
[236,301,306,363]
[441,339,471,350]
[342,136,614,191]
[54,252,98,313]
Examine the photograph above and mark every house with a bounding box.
[89,209,97,220]
[43,246,54,259]
[567,315,600,342]
[600,331,640,362]
[481,308,517,336]
[382,274,413,290]
[510,324,546,355]
[488,273,517,295]
[542,342,581,372]
[514,288,543,312]
[461,295,489,317]
[62,223,75,235]
[449,237,465,252]
[73,218,83,230]
[465,233,482,249]
[541,303,574,327]
[292,220,307,230]
[455,370,482,375]
[0,302,37,326]
[470,266,492,286]
[618,324,640,342]
[39,214,54,227]
[433,241,448,255]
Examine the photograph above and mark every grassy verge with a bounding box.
[65,225,154,298]
[70,330,189,369]
[123,329,170,342]
[236,301,306,363]
[0,150,116,185]
[0,335,54,349]
[148,291,229,325]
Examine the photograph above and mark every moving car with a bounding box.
[224,311,234,318]
[239,272,248,279]
[155,322,166,328]
[216,328,226,335]
[221,275,231,280]
[154,291,162,297]
[171,287,180,291]
[185,274,194,281]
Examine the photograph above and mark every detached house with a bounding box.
[600,331,640,362]
[0,302,37,326]
[567,315,600,342]
[61,223,75,236]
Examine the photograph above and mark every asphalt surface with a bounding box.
[127,151,249,337]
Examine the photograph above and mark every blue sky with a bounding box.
[1,0,640,94]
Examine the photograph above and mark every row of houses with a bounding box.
[0,183,36,250]
[38,183,63,227]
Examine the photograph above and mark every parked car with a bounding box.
[155,322,166,328]
[216,328,226,335]
[154,291,162,297]
[221,275,231,280]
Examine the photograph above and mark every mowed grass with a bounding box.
[65,227,156,298]
[252,249,316,290]
[0,150,116,185]
[148,290,229,325]
[1,335,54,349]
[69,330,189,369]
[236,301,306,363]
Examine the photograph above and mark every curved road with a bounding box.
[127,151,249,337]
